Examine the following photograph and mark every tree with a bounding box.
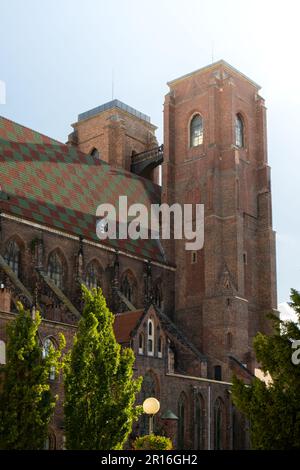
[64,286,142,450]
[232,288,300,449]
[0,303,65,450]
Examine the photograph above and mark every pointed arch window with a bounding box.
[4,240,20,276]
[147,318,154,356]
[178,393,186,449]
[42,337,56,381]
[90,148,100,159]
[85,260,101,290]
[190,114,203,147]
[121,272,136,304]
[195,394,204,449]
[48,252,63,288]
[214,398,224,450]
[158,335,163,358]
[235,114,244,148]
[138,333,145,355]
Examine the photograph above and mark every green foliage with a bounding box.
[0,303,65,450]
[64,286,142,450]
[133,434,173,450]
[232,288,300,449]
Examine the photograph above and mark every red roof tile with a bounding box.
[113,310,144,344]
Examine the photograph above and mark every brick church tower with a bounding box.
[162,61,277,381]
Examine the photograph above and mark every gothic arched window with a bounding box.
[214,398,224,450]
[178,393,187,449]
[4,240,20,276]
[235,114,244,148]
[47,252,64,289]
[138,332,145,355]
[139,371,158,435]
[195,394,205,449]
[85,260,101,290]
[158,335,163,358]
[42,337,56,381]
[190,114,203,147]
[147,318,154,356]
[121,272,136,304]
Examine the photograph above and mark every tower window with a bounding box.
[90,148,100,159]
[235,114,244,148]
[191,251,197,264]
[190,114,203,147]
[214,365,222,381]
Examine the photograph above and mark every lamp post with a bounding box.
[143,397,160,435]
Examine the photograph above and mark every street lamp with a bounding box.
[143,397,160,435]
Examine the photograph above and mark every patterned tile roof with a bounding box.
[0,116,165,263]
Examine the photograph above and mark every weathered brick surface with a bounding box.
[0,61,276,449]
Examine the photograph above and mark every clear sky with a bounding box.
[0,0,299,304]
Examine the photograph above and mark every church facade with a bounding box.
[0,60,277,449]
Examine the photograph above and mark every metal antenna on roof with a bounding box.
[211,41,214,63]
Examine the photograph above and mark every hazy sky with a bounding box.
[0,0,299,304]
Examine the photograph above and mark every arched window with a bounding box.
[0,340,6,364]
[42,337,56,381]
[138,333,144,355]
[214,365,222,381]
[121,271,136,304]
[90,148,100,159]
[190,114,203,147]
[158,335,163,358]
[139,371,158,435]
[147,318,154,356]
[47,252,64,289]
[194,394,205,449]
[214,398,224,450]
[4,240,20,276]
[178,393,187,449]
[85,260,101,290]
[235,114,244,148]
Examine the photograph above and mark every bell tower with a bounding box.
[162,61,277,380]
